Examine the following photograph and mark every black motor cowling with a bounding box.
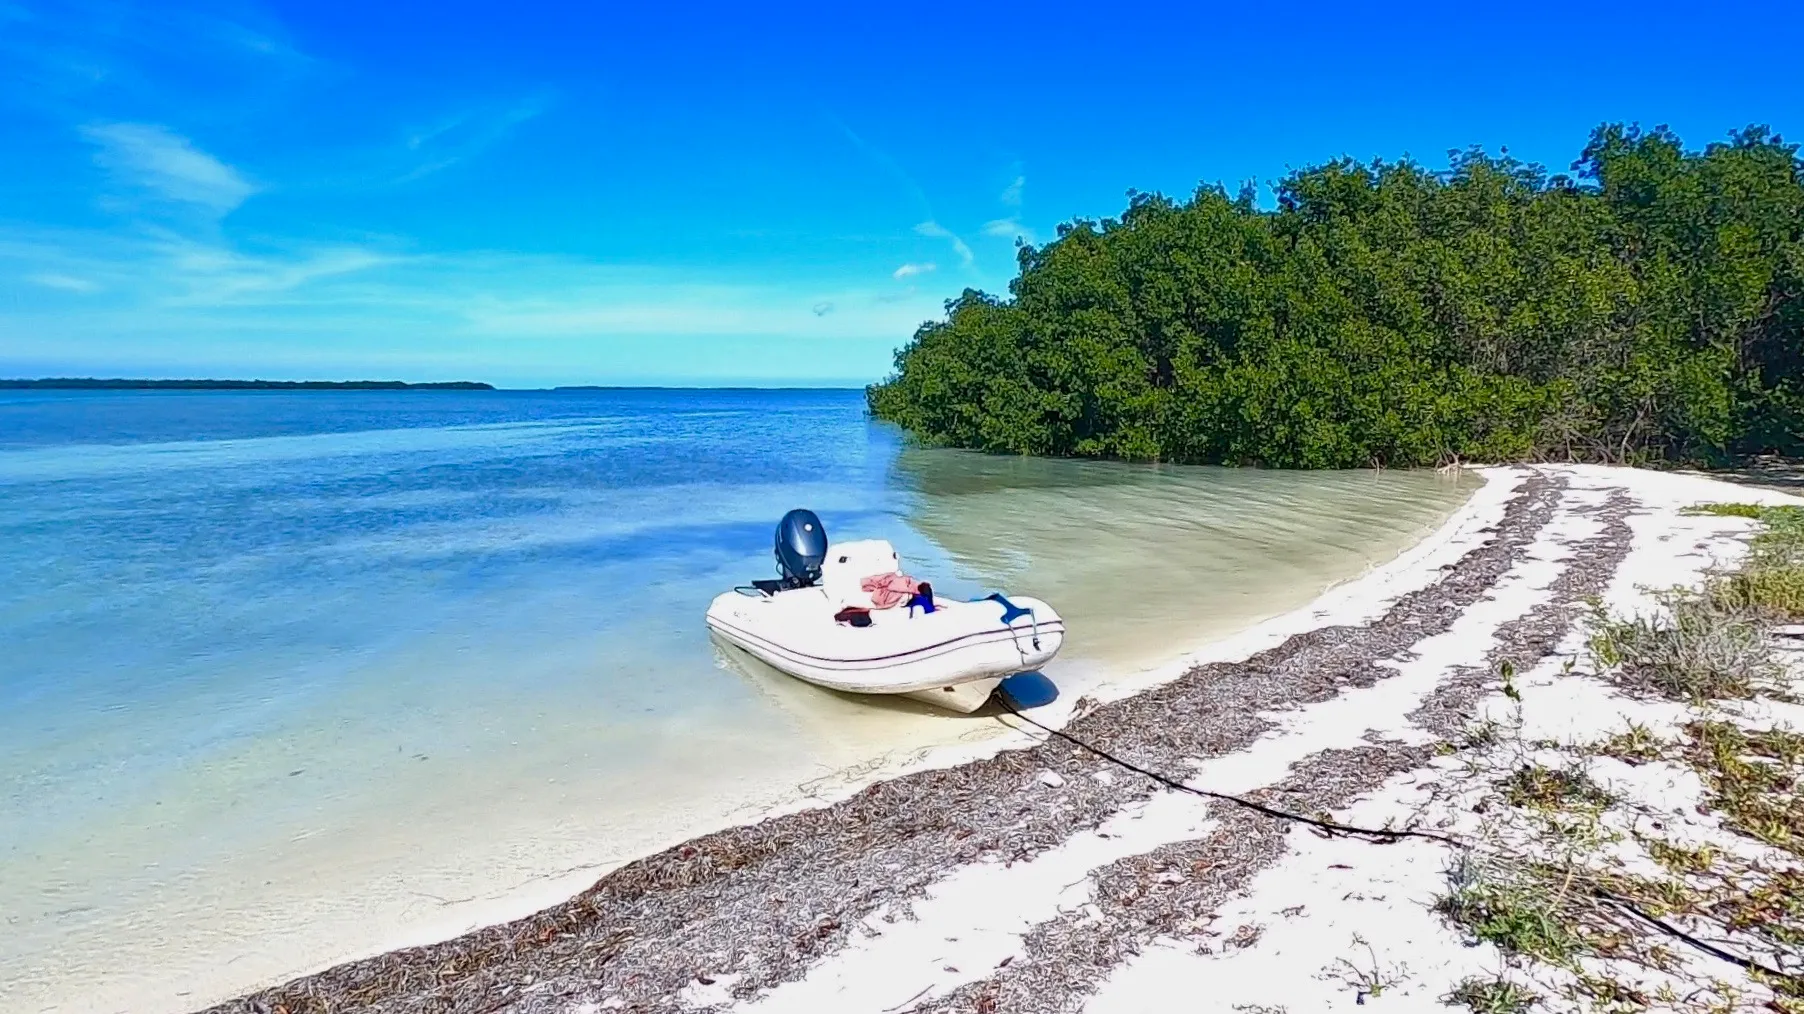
[774,509,828,588]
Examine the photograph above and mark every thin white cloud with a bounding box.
[396,93,553,183]
[456,280,932,339]
[914,220,974,267]
[0,227,397,309]
[892,262,936,280]
[0,226,946,385]
[25,271,100,292]
[80,122,257,214]
[208,18,315,67]
[982,218,1038,244]
[1000,174,1025,206]
[154,239,396,305]
[830,115,933,220]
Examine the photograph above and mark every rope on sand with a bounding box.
[995,695,1463,845]
[994,695,1801,985]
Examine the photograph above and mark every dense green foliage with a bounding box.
[868,125,1804,467]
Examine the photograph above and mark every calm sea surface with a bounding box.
[0,389,1477,1011]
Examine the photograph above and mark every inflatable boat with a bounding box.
[705,509,1064,713]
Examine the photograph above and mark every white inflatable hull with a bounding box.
[705,588,1064,714]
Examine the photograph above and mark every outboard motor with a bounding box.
[774,509,828,588]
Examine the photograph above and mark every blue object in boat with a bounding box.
[998,671,1059,710]
[906,581,937,616]
[978,591,1042,650]
[979,592,1032,624]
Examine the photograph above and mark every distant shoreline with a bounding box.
[0,379,867,392]
[1,378,495,391]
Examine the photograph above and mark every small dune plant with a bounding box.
[1588,504,1804,701]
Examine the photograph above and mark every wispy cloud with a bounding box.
[24,271,100,293]
[454,276,937,343]
[830,114,985,271]
[396,93,553,184]
[0,226,397,311]
[153,238,396,306]
[892,262,936,280]
[1000,174,1025,206]
[0,226,943,376]
[913,221,973,267]
[982,218,1037,244]
[80,122,257,214]
[829,115,933,220]
[209,19,314,67]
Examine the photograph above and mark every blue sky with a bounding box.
[1,1,1800,388]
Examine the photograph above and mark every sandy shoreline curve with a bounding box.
[184,465,1804,1012]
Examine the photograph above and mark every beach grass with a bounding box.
[1498,762,1615,811]
[1587,503,1804,701]
[1444,975,1539,1013]
[1436,854,1587,964]
[1586,586,1779,700]
[1434,501,1804,1008]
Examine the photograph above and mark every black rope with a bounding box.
[994,694,1804,986]
[994,695,1463,846]
[1596,888,1799,984]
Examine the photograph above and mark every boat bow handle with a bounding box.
[979,592,1042,652]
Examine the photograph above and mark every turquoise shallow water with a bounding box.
[0,388,1477,1012]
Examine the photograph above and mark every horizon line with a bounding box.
[1,376,877,392]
